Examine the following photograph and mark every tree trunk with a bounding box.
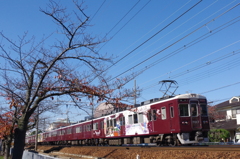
[12,122,27,159]
[4,140,11,159]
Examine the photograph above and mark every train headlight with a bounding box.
[181,121,188,125]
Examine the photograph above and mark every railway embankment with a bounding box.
[25,145,240,159]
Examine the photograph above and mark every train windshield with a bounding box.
[179,104,189,116]
[200,104,208,116]
[190,103,198,116]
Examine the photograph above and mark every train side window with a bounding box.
[100,121,104,129]
[179,104,189,116]
[107,120,109,127]
[110,120,113,127]
[93,123,98,130]
[123,116,125,125]
[134,113,138,123]
[128,115,133,124]
[67,128,72,134]
[170,106,174,118]
[161,107,166,120]
[114,119,116,127]
[76,127,80,133]
[138,113,144,123]
[120,117,123,125]
[152,109,157,121]
[190,104,197,116]
[200,104,208,116]
[120,116,125,125]
[147,111,152,121]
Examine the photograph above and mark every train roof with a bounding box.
[140,93,206,106]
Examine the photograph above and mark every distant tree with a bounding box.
[0,111,15,159]
[0,99,37,159]
[208,129,230,142]
[0,1,137,159]
[208,106,226,122]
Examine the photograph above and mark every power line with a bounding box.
[200,81,240,94]
[90,0,107,21]
[140,40,240,87]
[105,0,140,37]
[98,0,149,51]
[107,0,203,74]
[177,56,240,86]
[114,0,177,61]
[117,0,219,71]
[110,5,239,83]
[141,47,240,91]
[111,1,239,80]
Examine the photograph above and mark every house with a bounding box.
[45,118,71,131]
[209,96,240,142]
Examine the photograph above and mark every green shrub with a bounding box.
[208,129,230,142]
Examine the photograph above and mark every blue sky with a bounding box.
[1,0,240,122]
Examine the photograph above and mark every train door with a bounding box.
[147,108,158,133]
[93,121,101,138]
[159,106,170,133]
[120,115,126,136]
[83,124,86,139]
[190,102,202,130]
[100,120,105,138]
[150,104,170,133]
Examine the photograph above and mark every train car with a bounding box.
[26,93,210,146]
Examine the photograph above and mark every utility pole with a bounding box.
[34,106,39,151]
[91,96,94,145]
[43,118,45,132]
[134,80,136,106]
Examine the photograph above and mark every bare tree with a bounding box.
[0,1,137,158]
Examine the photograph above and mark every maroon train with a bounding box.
[26,93,210,146]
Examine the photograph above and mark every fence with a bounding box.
[22,150,60,159]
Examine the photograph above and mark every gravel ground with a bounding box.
[35,145,240,159]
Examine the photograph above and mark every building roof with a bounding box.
[210,119,237,130]
[215,97,240,111]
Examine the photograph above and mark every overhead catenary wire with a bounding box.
[106,0,203,73]
[140,40,240,87]
[110,18,240,90]
[117,0,220,70]
[141,47,240,91]
[98,0,142,51]
[90,0,107,21]
[110,3,239,81]
[177,56,240,86]
[113,0,178,60]
[200,81,240,94]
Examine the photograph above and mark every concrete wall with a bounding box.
[22,150,60,159]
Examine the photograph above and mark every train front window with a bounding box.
[200,104,208,116]
[190,104,198,116]
[179,104,189,116]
